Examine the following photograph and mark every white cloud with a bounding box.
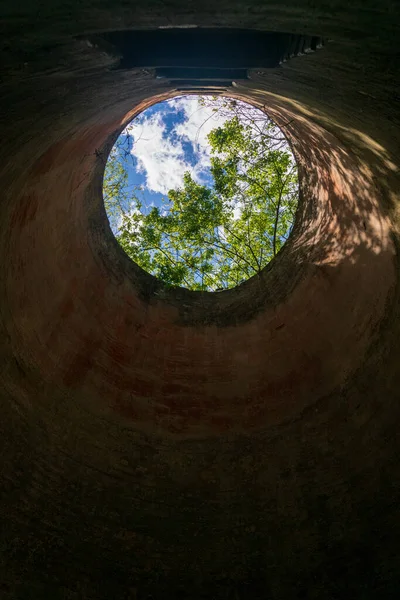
[124,111,188,194]
[170,96,233,183]
[233,202,243,220]
[217,225,227,241]
[123,96,230,195]
[122,95,278,204]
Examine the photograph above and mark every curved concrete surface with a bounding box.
[1,2,400,598]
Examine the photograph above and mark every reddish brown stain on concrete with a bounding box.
[62,335,100,387]
[10,193,38,228]
[58,296,74,320]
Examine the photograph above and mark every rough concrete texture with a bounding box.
[0,1,400,598]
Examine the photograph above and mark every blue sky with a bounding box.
[106,95,296,239]
[105,95,298,289]
[111,95,232,218]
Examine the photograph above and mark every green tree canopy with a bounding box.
[103,98,299,291]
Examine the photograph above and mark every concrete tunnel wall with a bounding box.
[0,1,400,598]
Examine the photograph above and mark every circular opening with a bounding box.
[103,95,299,291]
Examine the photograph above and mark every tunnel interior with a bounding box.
[1,2,400,599]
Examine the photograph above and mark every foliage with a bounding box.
[103,98,299,291]
[102,135,137,232]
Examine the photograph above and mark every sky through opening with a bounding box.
[103,95,299,291]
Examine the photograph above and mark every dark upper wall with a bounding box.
[0,1,400,599]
